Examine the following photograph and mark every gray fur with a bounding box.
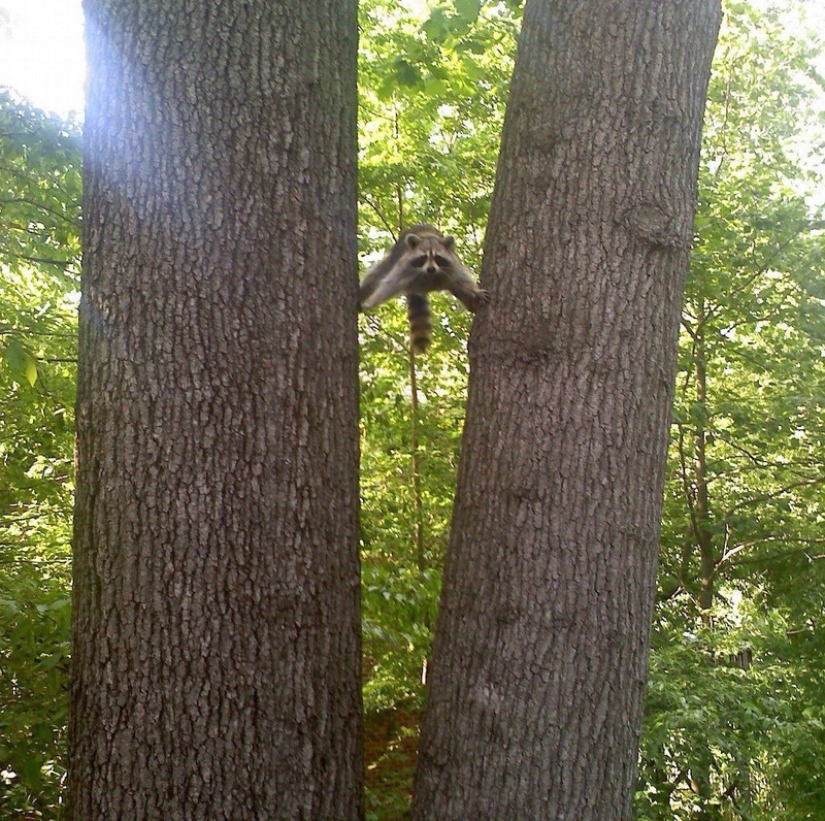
[359,225,489,352]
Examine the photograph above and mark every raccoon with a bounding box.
[359,224,488,354]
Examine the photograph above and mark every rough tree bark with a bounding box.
[70,1,361,819]
[413,1,721,818]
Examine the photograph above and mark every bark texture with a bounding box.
[413,1,721,818]
[71,1,361,819]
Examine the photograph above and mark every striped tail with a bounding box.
[406,293,432,354]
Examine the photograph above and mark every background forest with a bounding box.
[1,0,824,818]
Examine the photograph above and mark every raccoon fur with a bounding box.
[359,224,488,354]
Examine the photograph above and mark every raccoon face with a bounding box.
[404,233,455,286]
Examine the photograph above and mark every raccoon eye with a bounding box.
[410,255,427,268]
[434,255,451,267]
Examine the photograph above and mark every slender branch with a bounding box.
[0,327,77,339]
[724,476,825,519]
[408,338,425,573]
[0,196,81,226]
[716,537,825,569]
[360,195,397,240]
[5,251,76,269]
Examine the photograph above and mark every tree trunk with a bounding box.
[693,299,716,624]
[412,1,720,819]
[70,2,361,819]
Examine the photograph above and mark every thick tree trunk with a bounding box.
[70,2,361,819]
[413,1,720,819]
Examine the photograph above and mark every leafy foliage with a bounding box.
[0,89,81,817]
[0,569,70,819]
[641,4,825,817]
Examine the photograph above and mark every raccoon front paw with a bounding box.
[471,289,490,311]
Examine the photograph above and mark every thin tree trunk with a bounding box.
[413,1,721,818]
[409,346,427,573]
[694,300,716,624]
[70,1,362,819]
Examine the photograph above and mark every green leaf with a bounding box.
[454,0,481,23]
[5,337,26,372]
[3,338,39,385]
[25,354,38,386]
[392,57,424,88]
[422,9,450,44]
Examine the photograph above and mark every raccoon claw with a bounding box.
[468,289,490,312]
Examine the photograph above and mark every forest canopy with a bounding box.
[2,1,824,818]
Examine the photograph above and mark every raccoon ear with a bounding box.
[405,233,422,249]
[442,235,456,250]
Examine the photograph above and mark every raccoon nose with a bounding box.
[426,264,436,274]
